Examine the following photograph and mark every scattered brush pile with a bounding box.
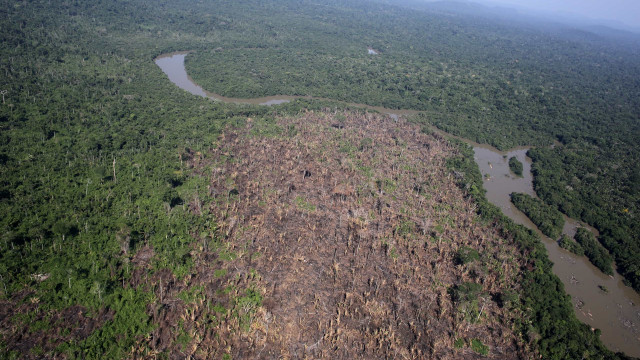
[150,110,532,359]
[0,294,113,356]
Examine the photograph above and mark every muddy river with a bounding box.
[155,52,640,357]
[474,146,640,356]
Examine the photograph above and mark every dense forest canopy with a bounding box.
[187,0,640,146]
[0,0,291,356]
[0,0,639,358]
[184,0,640,293]
[510,192,565,240]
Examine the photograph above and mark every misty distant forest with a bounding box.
[1,0,639,359]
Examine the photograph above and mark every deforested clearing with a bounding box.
[163,110,532,359]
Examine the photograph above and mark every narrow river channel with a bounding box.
[155,51,640,357]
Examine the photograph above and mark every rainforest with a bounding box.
[1,0,639,359]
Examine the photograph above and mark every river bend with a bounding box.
[155,51,640,356]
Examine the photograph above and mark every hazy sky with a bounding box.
[479,0,640,29]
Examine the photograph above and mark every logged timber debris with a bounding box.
[145,110,531,359]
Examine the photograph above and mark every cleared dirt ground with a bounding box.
[142,110,533,359]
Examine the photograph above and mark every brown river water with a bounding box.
[155,51,640,357]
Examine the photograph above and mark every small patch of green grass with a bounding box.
[214,269,227,278]
[338,140,357,155]
[178,285,205,304]
[395,220,414,238]
[295,196,316,212]
[30,345,44,356]
[390,247,399,260]
[233,288,263,331]
[212,304,226,313]
[29,319,51,333]
[471,338,489,356]
[176,325,191,350]
[219,248,237,261]
[455,246,480,265]
[250,119,283,138]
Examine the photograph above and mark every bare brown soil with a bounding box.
[1,110,531,359]
[145,110,533,359]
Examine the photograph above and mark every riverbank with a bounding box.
[155,51,640,357]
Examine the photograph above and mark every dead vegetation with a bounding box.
[0,290,112,358]
[144,110,532,359]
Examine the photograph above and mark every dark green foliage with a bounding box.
[471,339,489,356]
[232,288,263,331]
[530,146,640,292]
[444,139,487,202]
[450,282,484,323]
[2,0,639,357]
[508,157,523,177]
[447,142,622,359]
[0,0,318,356]
[558,235,585,256]
[455,246,480,265]
[377,0,640,293]
[451,282,483,303]
[495,290,518,309]
[76,289,153,358]
[186,0,640,152]
[574,228,614,275]
[510,193,564,240]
